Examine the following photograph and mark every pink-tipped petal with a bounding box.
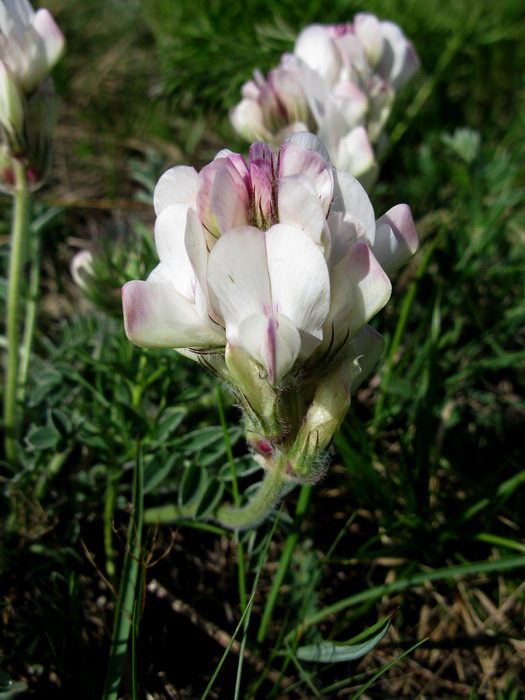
[374,203,418,273]
[328,241,392,341]
[211,165,251,234]
[279,138,334,215]
[122,280,224,349]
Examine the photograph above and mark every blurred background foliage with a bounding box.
[0,0,524,697]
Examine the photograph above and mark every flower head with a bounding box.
[230,14,419,186]
[123,134,418,479]
[0,0,64,190]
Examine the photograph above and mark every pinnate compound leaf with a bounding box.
[294,613,393,663]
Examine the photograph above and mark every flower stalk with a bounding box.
[3,157,29,462]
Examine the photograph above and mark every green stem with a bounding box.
[143,458,296,531]
[103,444,144,700]
[18,220,41,404]
[215,385,247,609]
[256,483,311,646]
[3,159,30,464]
[214,460,294,531]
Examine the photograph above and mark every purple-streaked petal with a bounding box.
[122,280,224,349]
[225,152,250,182]
[238,312,301,385]
[197,158,250,238]
[249,141,276,168]
[373,203,418,273]
[250,161,274,228]
[153,166,199,215]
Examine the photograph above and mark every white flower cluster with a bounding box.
[231,15,419,188]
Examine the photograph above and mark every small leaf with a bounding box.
[143,453,179,494]
[150,407,187,443]
[294,614,393,663]
[179,462,207,506]
[194,477,225,519]
[176,426,226,453]
[25,425,61,450]
[50,409,73,438]
[218,455,262,481]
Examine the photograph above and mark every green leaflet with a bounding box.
[294,613,393,664]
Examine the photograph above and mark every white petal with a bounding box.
[211,164,250,234]
[207,226,272,342]
[373,203,418,273]
[265,224,330,357]
[328,241,391,341]
[154,204,196,299]
[354,13,384,67]
[153,166,199,215]
[31,10,65,78]
[238,312,301,385]
[279,137,334,215]
[294,24,341,86]
[331,167,376,243]
[378,21,420,90]
[334,125,376,179]
[278,174,327,245]
[122,280,224,349]
[283,130,330,162]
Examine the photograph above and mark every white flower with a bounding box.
[123,133,418,478]
[124,133,417,385]
[0,0,65,93]
[230,15,419,186]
